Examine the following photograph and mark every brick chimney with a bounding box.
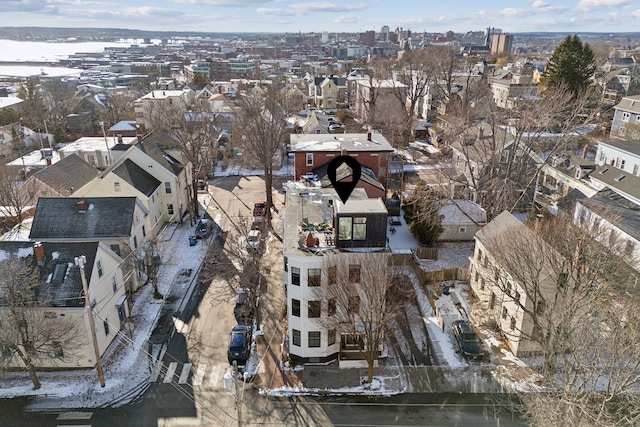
[76,200,87,213]
[367,132,372,141]
[34,242,45,266]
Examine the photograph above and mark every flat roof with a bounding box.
[290,133,393,153]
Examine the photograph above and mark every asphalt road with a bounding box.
[0,176,526,427]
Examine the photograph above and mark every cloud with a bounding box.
[532,0,549,7]
[64,5,187,20]
[334,14,359,24]
[170,0,270,6]
[575,0,631,12]
[0,0,57,13]
[258,2,367,17]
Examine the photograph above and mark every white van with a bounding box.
[245,230,261,251]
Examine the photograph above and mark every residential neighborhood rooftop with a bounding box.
[290,133,394,153]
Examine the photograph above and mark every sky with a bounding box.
[0,0,639,34]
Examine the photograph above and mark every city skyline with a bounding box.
[0,0,639,35]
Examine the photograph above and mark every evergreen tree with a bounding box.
[542,35,596,96]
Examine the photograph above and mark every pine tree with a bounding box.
[542,35,596,96]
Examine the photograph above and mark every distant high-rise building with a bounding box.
[360,30,375,47]
[445,30,455,41]
[321,31,328,44]
[491,33,513,55]
[381,25,389,42]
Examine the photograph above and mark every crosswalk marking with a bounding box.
[150,362,163,382]
[209,365,223,388]
[178,363,192,384]
[163,362,177,383]
[192,364,206,386]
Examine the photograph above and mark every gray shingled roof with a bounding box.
[113,159,161,197]
[31,154,98,196]
[614,95,640,114]
[136,130,185,176]
[0,241,99,308]
[580,189,640,242]
[30,197,136,240]
[590,164,640,200]
[598,139,640,157]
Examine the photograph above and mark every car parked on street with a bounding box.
[253,200,267,216]
[227,324,252,365]
[452,320,484,359]
[195,218,214,239]
[245,230,261,252]
[234,288,253,325]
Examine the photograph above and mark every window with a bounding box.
[284,256,288,272]
[502,307,508,320]
[353,217,367,240]
[292,329,301,346]
[338,217,352,240]
[489,293,496,310]
[328,266,337,285]
[328,299,336,316]
[167,204,174,215]
[621,160,626,169]
[480,278,485,291]
[348,296,360,314]
[536,300,545,315]
[306,153,313,166]
[291,267,300,286]
[510,316,516,331]
[634,164,639,176]
[114,182,121,192]
[558,272,568,288]
[459,227,467,233]
[97,260,103,278]
[165,182,171,194]
[328,329,336,346]
[308,301,321,318]
[622,111,631,122]
[52,341,64,358]
[104,319,110,336]
[349,265,361,283]
[292,299,300,317]
[133,236,138,249]
[110,244,121,256]
[308,268,321,287]
[474,271,479,283]
[514,291,520,303]
[308,331,321,348]
[112,276,117,293]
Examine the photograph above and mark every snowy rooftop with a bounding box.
[290,133,394,153]
[59,136,137,153]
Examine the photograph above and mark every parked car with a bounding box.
[227,324,252,365]
[253,200,267,216]
[452,320,484,359]
[245,230,261,251]
[234,288,253,324]
[195,218,214,239]
[196,179,207,190]
[328,123,343,131]
[251,218,264,231]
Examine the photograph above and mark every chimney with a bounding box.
[218,86,222,94]
[34,242,45,266]
[582,144,588,159]
[77,200,86,213]
[117,134,123,143]
[137,134,142,142]
[477,126,484,141]
[306,232,315,247]
[367,132,372,141]
[46,158,51,166]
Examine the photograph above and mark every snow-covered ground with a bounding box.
[0,220,210,408]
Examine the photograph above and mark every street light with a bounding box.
[75,255,106,387]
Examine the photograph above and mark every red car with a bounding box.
[253,200,267,216]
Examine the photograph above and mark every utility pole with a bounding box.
[75,255,106,387]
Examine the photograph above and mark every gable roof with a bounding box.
[590,164,640,201]
[579,189,640,242]
[108,120,138,133]
[30,197,137,240]
[31,154,98,196]
[314,161,385,193]
[0,241,100,308]
[136,130,185,176]
[440,199,487,225]
[614,95,640,114]
[112,159,161,196]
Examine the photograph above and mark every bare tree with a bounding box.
[310,252,402,383]
[151,101,219,225]
[403,181,445,244]
[0,164,29,231]
[0,257,84,390]
[233,85,290,224]
[479,214,640,426]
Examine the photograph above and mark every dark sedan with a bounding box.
[452,320,484,359]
